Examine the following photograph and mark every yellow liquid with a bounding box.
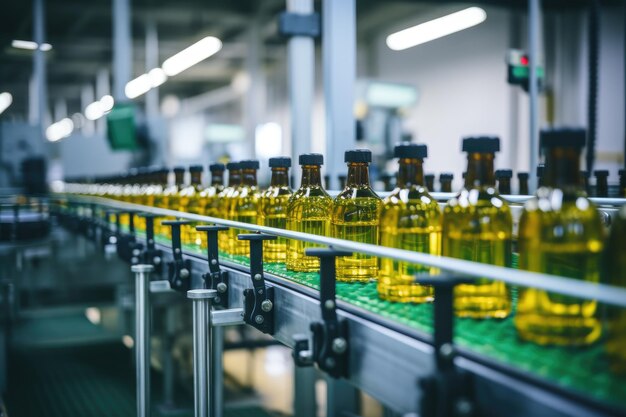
[286,191,332,272]
[217,187,236,253]
[154,185,178,238]
[229,187,259,256]
[196,185,223,248]
[516,190,604,346]
[179,185,203,246]
[442,188,512,318]
[332,193,382,282]
[378,188,441,303]
[259,186,292,262]
[606,205,626,372]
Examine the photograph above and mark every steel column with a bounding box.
[145,21,159,117]
[132,264,154,417]
[528,0,541,191]
[33,0,47,135]
[113,0,132,101]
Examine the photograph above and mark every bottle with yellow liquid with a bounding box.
[442,136,512,318]
[179,165,204,246]
[605,204,626,372]
[286,154,333,272]
[332,149,382,282]
[516,128,604,346]
[378,143,441,303]
[229,160,260,256]
[198,163,225,248]
[156,167,184,237]
[259,157,292,262]
[219,162,242,254]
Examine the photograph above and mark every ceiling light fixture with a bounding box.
[46,118,74,142]
[0,92,13,115]
[386,7,487,51]
[12,39,52,51]
[162,36,222,77]
[125,74,152,99]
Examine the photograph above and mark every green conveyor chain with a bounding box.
[150,233,625,412]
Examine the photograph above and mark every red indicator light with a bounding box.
[520,55,529,66]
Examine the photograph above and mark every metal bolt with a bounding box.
[325,300,335,310]
[214,296,221,304]
[216,282,227,293]
[325,357,335,369]
[254,315,264,324]
[148,239,154,245]
[261,300,273,312]
[180,268,190,279]
[332,337,347,354]
[132,249,141,256]
[258,289,264,295]
[153,256,161,265]
[439,343,455,360]
[455,399,473,417]
[131,257,139,264]
[254,273,262,281]
[175,248,181,254]
[211,259,218,265]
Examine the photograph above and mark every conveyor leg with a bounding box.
[133,264,155,417]
[212,326,224,417]
[161,307,176,409]
[326,376,358,417]
[188,289,217,417]
[294,365,316,417]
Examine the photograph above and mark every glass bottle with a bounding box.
[580,171,590,194]
[286,154,333,272]
[229,160,260,256]
[259,157,292,263]
[159,167,184,237]
[594,170,609,197]
[180,165,204,246]
[198,163,225,248]
[517,172,529,195]
[332,149,382,282]
[440,173,453,193]
[516,128,604,346]
[442,136,512,318]
[619,169,625,197]
[378,143,441,302]
[425,174,435,192]
[495,169,512,195]
[219,162,241,254]
[605,204,626,372]
[537,164,545,188]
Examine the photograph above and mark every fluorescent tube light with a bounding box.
[12,39,52,51]
[0,92,13,115]
[162,36,222,76]
[46,118,74,142]
[386,7,487,51]
[85,101,104,120]
[125,74,152,99]
[99,95,115,112]
[148,68,167,87]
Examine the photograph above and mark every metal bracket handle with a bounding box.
[197,225,230,308]
[162,220,193,293]
[238,233,277,334]
[139,213,163,273]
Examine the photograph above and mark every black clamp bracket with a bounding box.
[278,11,321,38]
[162,220,193,293]
[239,233,277,334]
[197,225,230,308]
[101,210,118,250]
[293,247,352,379]
[416,274,476,417]
[116,211,142,264]
[138,213,163,274]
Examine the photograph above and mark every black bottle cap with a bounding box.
[594,170,609,177]
[189,165,203,173]
[540,128,586,148]
[299,153,324,165]
[269,157,292,168]
[495,169,513,178]
[158,167,170,175]
[226,162,241,170]
[462,136,500,153]
[394,142,427,159]
[345,149,372,163]
[425,174,435,180]
[440,173,454,180]
[173,166,185,173]
[517,172,529,179]
[209,163,225,172]
[240,160,260,169]
[536,164,545,177]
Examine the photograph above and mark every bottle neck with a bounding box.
[346,162,371,187]
[190,172,202,186]
[242,169,258,187]
[300,165,323,187]
[174,173,185,187]
[440,179,452,192]
[519,178,529,195]
[544,148,582,189]
[159,174,169,186]
[497,178,511,194]
[228,171,241,187]
[396,158,424,188]
[270,167,290,187]
[465,153,495,188]
[211,170,224,186]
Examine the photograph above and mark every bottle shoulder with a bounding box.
[445,187,510,213]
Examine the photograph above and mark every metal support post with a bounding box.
[323,0,356,189]
[33,0,47,136]
[113,0,132,101]
[145,21,159,117]
[294,366,317,417]
[528,0,541,191]
[188,289,217,417]
[211,326,224,417]
[132,264,155,417]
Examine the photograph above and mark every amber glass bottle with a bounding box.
[425,174,435,192]
[594,170,609,197]
[219,162,241,253]
[440,173,453,193]
[259,157,292,262]
[517,172,529,195]
[180,165,204,246]
[378,143,441,302]
[198,163,225,248]
[229,160,260,256]
[332,149,382,282]
[161,167,184,237]
[516,128,604,346]
[442,136,512,318]
[605,204,626,372]
[495,169,512,195]
[286,154,333,272]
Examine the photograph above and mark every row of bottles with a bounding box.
[62,128,625,367]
